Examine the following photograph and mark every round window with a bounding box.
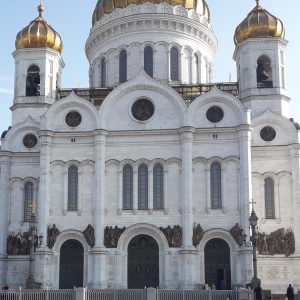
[206,106,224,123]
[23,134,38,148]
[131,99,154,121]
[65,111,82,127]
[260,126,276,141]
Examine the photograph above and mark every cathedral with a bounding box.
[0,0,299,293]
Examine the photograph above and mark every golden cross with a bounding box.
[250,199,256,212]
[30,202,37,214]
[40,0,43,5]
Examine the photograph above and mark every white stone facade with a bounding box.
[0,2,300,294]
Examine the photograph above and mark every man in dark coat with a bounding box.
[286,284,294,300]
[254,283,262,300]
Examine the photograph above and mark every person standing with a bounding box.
[286,284,294,300]
[254,283,262,300]
[1,283,9,291]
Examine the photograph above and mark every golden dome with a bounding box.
[92,0,210,26]
[234,0,285,45]
[15,4,63,54]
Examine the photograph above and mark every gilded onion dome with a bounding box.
[234,0,285,45]
[15,4,63,54]
[92,0,210,26]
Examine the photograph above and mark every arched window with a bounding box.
[24,182,34,222]
[265,177,275,219]
[153,164,164,210]
[211,162,221,209]
[144,46,153,77]
[119,50,127,83]
[257,55,272,88]
[68,166,78,211]
[170,47,179,81]
[123,165,133,210]
[26,65,40,96]
[138,164,148,210]
[101,58,107,87]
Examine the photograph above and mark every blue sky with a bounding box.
[1,0,299,136]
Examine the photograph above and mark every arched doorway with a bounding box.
[204,238,231,290]
[59,239,84,289]
[128,234,159,289]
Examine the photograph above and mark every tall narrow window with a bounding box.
[119,50,127,83]
[153,164,164,209]
[26,65,40,96]
[144,46,153,77]
[123,165,133,210]
[195,55,199,83]
[101,58,107,87]
[68,166,78,211]
[265,177,275,219]
[211,162,221,209]
[24,182,34,222]
[170,47,179,81]
[138,164,148,210]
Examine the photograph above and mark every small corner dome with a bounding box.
[234,0,285,45]
[92,0,210,26]
[15,4,63,54]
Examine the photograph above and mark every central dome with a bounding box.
[92,0,210,26]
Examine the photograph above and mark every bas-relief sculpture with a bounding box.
[192,224,204,246]
[47,224,60,249]
[159,225,182,247]
[229,223,244,246]
[104,226,126,248]
[83,224,95,248]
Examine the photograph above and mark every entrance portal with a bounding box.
[204,238,231,290]
[128,234,159,289]
[59,239,84,289]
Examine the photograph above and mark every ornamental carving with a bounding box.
[229,223,244,246]
[23,134,38,148]
[47,224,60,249]
[7,232,31,255]
[83,224,95,248]
[257,228,295,257]
[192,224,204,246]
[159,225,182,247]
[104,226,126,248]
[65,111,82,127]
[132,99,154,121]
[260,126,276,142]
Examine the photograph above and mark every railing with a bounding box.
[85,289,146,300]
[157,290,239,300]
[0,289,75,300]
[0,288,251,300]
[56,82,239,106]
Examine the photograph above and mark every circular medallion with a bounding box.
[132,99,154,121]
[23,134,38,148]
[260,126,276,141]
[65,111,82,127]
[206,106,224,123]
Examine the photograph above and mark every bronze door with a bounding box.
[204,238,231,290]
[128,234,159,289]
[59,239,84,289]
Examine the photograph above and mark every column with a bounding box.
[90,129,108,289]
[36,130,54,288]
[178,127,197,290]
[238,126,253,284]
[0,152,12,283]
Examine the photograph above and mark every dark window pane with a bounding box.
[119,50,127,83]
[123,165,133,210]
[138,164,148,210]
[265,177,275,219]
[24,182,34,222]
[144,46,153,77]
[68,166,78,211]
[101,58,106,87]
[211,162,221,209]
[153,164,164,210]
[171,47,179,81]
[26,65,40,96]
